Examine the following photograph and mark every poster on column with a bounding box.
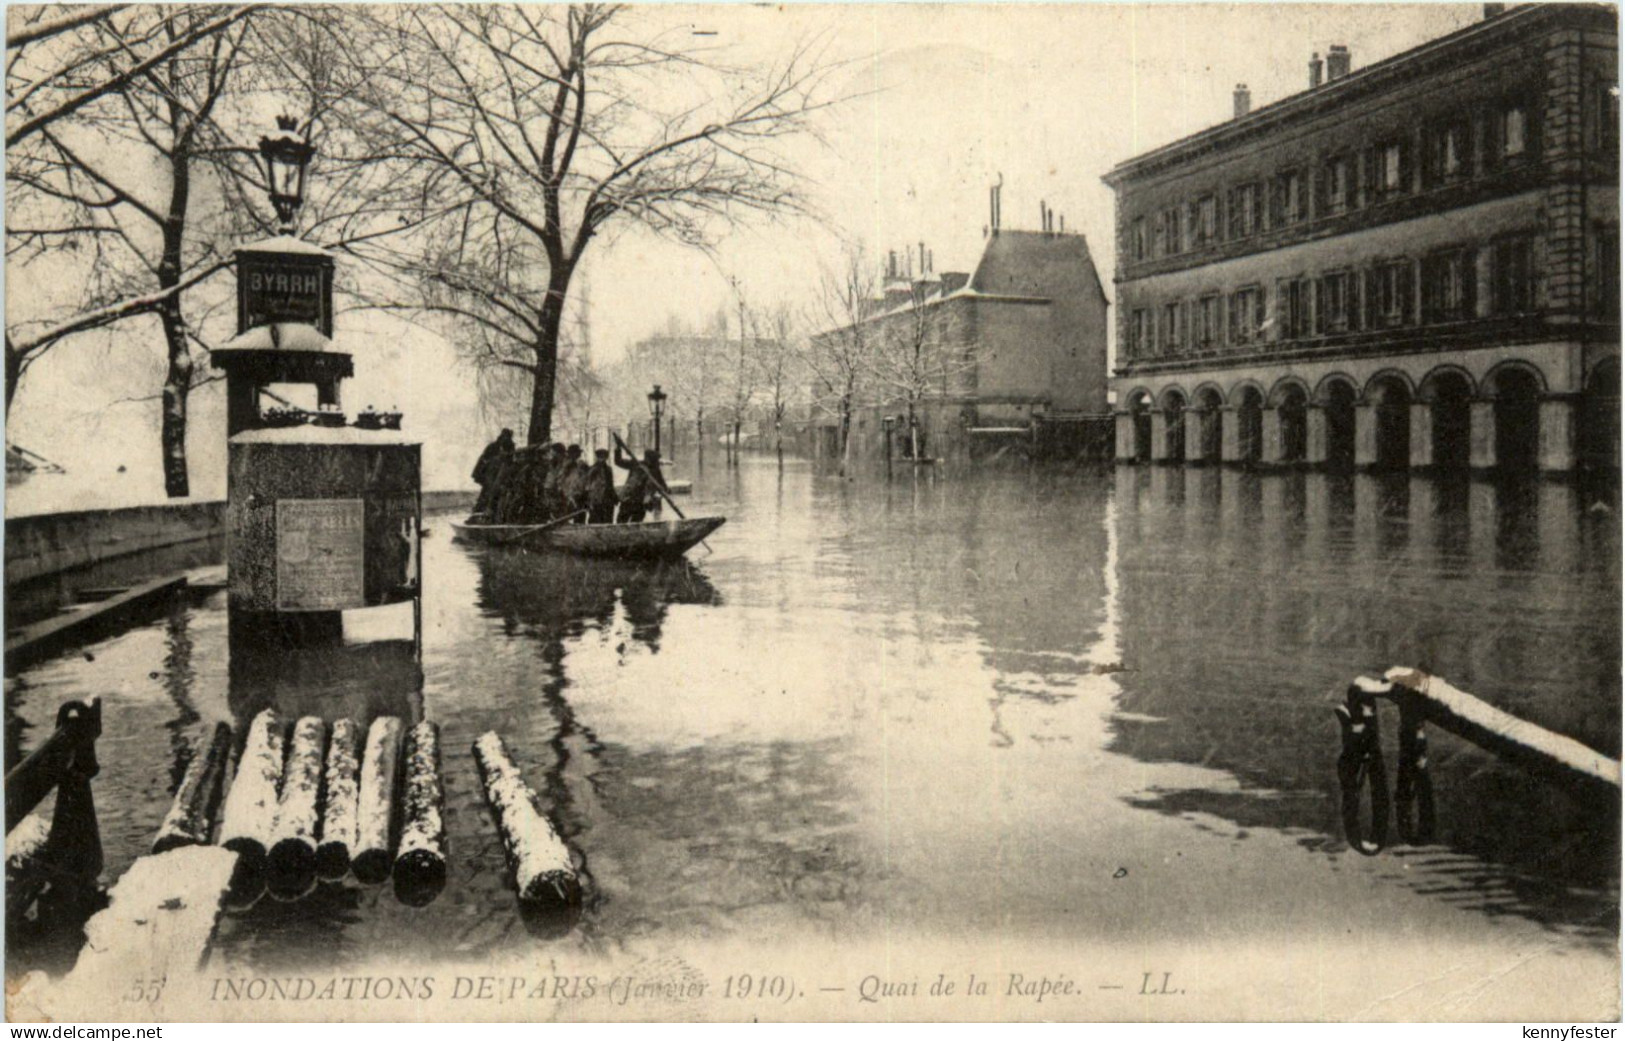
[276,498,365,611]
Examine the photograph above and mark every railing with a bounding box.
[1334,668,1618,855]
[6,698,104,925]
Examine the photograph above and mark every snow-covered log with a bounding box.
[472,732,580,913]
[268,717,327,901]
[316,719,362,881]
[152,722,232,854]
[393,721,446,907]
[352,716,403,885]
[216,709,285,907]
[1384,667,1620,801]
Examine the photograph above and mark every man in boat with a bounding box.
[614,445,667,524]
[584,449,617,524]
[540,443,569,521]
[560,444,589,522]
[497,445,545,523]
[471,428,514,516]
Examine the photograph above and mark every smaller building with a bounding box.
[807,221,1112,462]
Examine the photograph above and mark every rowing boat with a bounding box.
[450,515,724,560]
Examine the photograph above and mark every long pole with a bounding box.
[614,431,712,556]
[612,431,686,520]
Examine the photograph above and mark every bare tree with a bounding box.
[867,281,976,460]
[346,4,846,445]
[6,5,259,495]
[723,290,760,465]
[3,4,259,426]
[5,5,433,494]
[756,302,801,466]
[804,244,879,475]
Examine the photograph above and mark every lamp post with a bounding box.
[648,384,667,457]
[258,115,316,234]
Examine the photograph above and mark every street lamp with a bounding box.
[258,115,316,234]
[647,384,667,456]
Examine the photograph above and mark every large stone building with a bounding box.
[807,223,1112,461]
[1104,4,1618,473]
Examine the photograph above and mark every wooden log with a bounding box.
[472,732,580,915]
[267,717,327,901]
[316,719,362,881]
[351,716,403,885]
[1382,667,1621,802]
[393,721,446,907]
[216,709,285,907]
[152,722,233,854]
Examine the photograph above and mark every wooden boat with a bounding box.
[450,515,724,560]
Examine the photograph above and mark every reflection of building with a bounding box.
[808,225,1112,461]
[1105,5,1619,472]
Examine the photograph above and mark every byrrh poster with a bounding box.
[3,1,1619,1028]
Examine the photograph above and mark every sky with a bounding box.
[4,2,1483,508]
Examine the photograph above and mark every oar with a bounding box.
[612,432,712,555]
[488,509,587,546]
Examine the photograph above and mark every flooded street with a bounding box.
[6,457,1619,1017]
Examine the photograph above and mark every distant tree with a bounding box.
[756,303,802,465]
[804,244,879,475]
[868,280,976,459]
[346,4,847,446]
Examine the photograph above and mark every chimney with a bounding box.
[1309,51,1323,88]
[1059,214,1065,234]
[1041,200,1048,233]
[1234,83,1252,119]
[1326,44,1350,81]
[887,250,896,279]
[1483,3,1505,17]
[927,249,934,273]
[919,241,926,274]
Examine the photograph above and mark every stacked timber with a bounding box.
[152,723,233,854]
[268,717,327,901]
[472,732,581,916]
[317,719,363,880]
[216,709,286,907]
[205,712,451,906]
[393,722,447,907]
[352,717,404,885]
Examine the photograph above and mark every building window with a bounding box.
[1189,194,1218,249]
[1129,308,1150,356]
[1131,217,1148,262]
[1228,286,1264,345]
[1316,271,1353,334]
[1161,301,1181,351]
[1593,81,1619,154]
[1502,104,1528,158]
[1272,168,1304,226]
[1158,207,1182,257]
[1320,155,1351,214]
[1425,120,1468,185]
[1422,248,1476,322]
[1491,235,1535,314]
[1280,277,1310,339]
[1196,294,1220,348]
[1598,226,1620,321]
[1227,183,1261,239]
[1369,259,1413,327]
[1373,139,1410,198]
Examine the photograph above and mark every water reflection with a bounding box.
[4,457,1618,975]
[1109,466,1620,902]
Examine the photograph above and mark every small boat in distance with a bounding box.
[451,515,724,560]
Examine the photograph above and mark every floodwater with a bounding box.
[6,457,1620,1013]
